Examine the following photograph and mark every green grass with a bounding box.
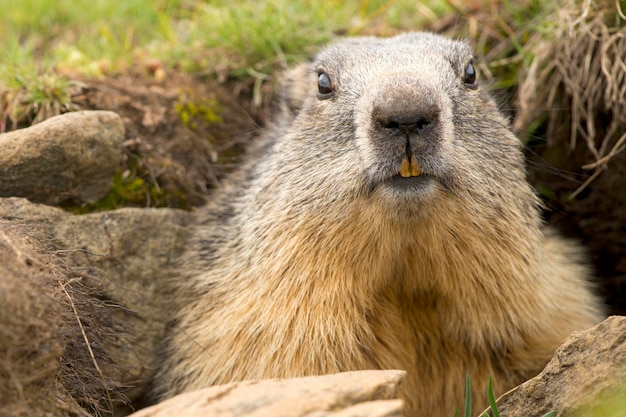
[0,62,84,130]
[175,0,455,76]
[0,0,187,129]
[0,0,452,79]
[0,0,560,118]
[0,0,558,98]
[0,0,185,74]
[0,0,456,130]
[456,375,557,417]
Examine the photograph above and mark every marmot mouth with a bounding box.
[386,174,432,192]
[381,149,432,192]
[371,147,445,195]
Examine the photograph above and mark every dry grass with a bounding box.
[0,221,73,417]
[0,220,130,416]
[514,0,626,198]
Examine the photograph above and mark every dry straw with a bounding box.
[514,0,626,198]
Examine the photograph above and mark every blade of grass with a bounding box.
[487,376,501,417]
[465,373,472,417]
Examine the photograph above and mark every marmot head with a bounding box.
[271,32,535,223]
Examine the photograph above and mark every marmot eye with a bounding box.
[317,72,333,99]
[463,61,477,89]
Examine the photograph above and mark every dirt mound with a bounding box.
[72,70,262,209]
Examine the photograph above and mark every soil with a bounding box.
[71,69,267,209]
[58,63,626,316]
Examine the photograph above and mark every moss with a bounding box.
[65,164,171,213]
[175,97,223,131]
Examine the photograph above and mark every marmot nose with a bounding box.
[380,114,432,136]
[372,79,441,137]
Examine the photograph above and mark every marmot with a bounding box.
[156,32,604,416]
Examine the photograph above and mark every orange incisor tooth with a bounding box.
[399,156,412,177]
[410,154,421,176]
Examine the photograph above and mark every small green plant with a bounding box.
[0,63,82,132]
[454,373,471,417]
[175,98,223,131]
[455,374,557,417]
[66,161,174,213]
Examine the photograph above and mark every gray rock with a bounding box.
[0,111,124,205]
[497,316,626,417]
[128,370,406,417]
[0,197,193,413]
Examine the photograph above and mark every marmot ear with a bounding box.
[277,63,315,122]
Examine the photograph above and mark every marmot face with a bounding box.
[278,32,528,218]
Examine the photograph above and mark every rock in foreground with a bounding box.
[498,315,626,417]
[130,370,406,417]
[0,197,192,415]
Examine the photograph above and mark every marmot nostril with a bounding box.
[382,117,432,135]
